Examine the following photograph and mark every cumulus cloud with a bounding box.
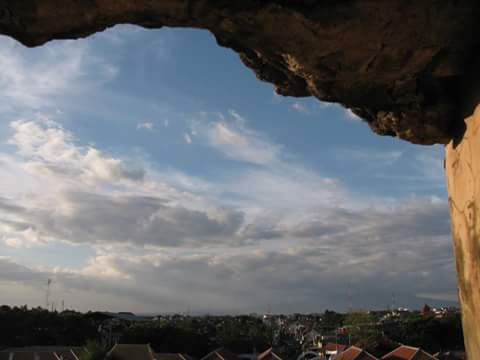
[0,222,456,313]
[0,193,245,247]
[9,119,145,185]
[0,117,249,248]
[0,115,455,312]
[0,109,456,312]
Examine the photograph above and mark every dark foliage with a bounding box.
[0,305,98,349]
[385,313,464,353]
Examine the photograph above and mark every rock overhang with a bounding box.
[1,0,480,145]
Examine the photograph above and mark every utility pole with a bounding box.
[45,279,52,310]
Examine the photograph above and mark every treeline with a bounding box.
[337,312,464,356]
[384,313,464,353]
[0,307,281,356]
[0,306,98,349]
[119,316,280,357]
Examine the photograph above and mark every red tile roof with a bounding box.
[382,346,437,360]
[54,349,80,360]
[8,354,32,360]
[201,348,237,360]
[36,353,59,360]
[257,348,282,360]
[107,344,156,360]
[335,346,378,360]
[155,353,195,360]
[324,343,348,352]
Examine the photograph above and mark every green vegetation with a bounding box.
[385,313,464,353]
[0,305,98,348]
[80,341,107,360]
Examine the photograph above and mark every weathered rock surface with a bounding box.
[446,105,480,356]
[0,0,480,144]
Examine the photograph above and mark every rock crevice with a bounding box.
[1,0,480,144]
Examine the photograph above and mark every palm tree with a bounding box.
[80,340,108,360]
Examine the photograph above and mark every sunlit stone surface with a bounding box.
[446,105,480,357]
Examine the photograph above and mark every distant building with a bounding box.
[381,345,437,360]
[302,330,322,348]
[334,346,378,360]
[420,304,432,317]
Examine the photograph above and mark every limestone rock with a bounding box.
[1,0,479,144]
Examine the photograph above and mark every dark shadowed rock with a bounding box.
[0,0,479,144]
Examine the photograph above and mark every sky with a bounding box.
[0,25,457,314]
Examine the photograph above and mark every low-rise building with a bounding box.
[323,343,347,358]
[106,344,156,360]
[381,345,437,360]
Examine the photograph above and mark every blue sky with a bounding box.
[0,25,455,313]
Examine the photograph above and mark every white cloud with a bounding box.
[194,110,282,165]
[0,217,457,313]
[184,133,193,144]
[414,146,445,184]
[0,117,248,248]
[292,102,310,114]
[137,122,154,131]
[416,292,459,302]
[345,108,362,121]
[0,36,117,111]
[334,148,403,166]
[9,119,144,186]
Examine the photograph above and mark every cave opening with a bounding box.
[1,0,480,356]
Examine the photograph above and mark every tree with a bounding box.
[344,312,384,354]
